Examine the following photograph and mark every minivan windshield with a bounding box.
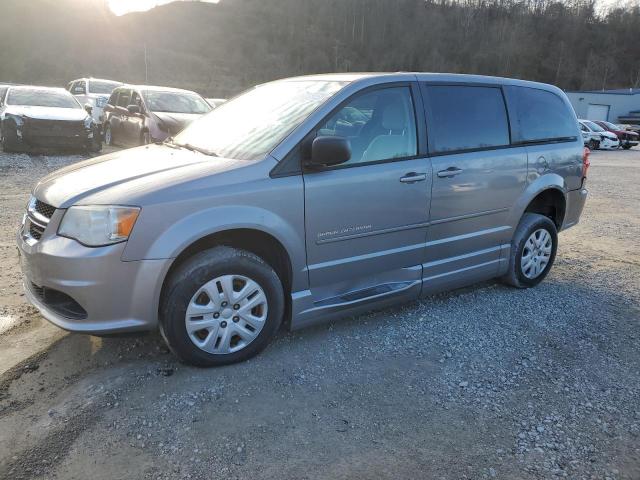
[584,120,605,132]
[89,80,121,95]
[173,80,348,161]
[7,89,81,109]
[142,90,211,115]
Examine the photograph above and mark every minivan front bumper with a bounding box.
[17,222,171,335]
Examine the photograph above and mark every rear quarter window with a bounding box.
[424,85,510,154]
[509,86,577,142]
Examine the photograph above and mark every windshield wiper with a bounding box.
[174,142,219,157]
[163,138,219,157]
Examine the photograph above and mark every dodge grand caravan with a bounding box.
[17,73,589,366]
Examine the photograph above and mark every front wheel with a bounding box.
[159,246,285,367]
[103,123,113,146]
[1,121,21,152]
[501,213,558,289]
[587,139,598,150]
[622,144,632,150]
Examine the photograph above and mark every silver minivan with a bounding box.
[17,73,589,366]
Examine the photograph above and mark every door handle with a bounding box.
[399,172,427,183]
[437,167,463,178]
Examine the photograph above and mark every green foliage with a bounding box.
[0,0,638,96]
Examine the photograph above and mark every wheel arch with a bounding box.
[523,187,566,230]
[158,228,295,326]
[509,173,568,231]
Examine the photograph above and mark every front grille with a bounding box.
[24,118,85,137]
[29,222,44,240]
[34,200,55,220]
[23,196,55,243]
[29,282,87,320]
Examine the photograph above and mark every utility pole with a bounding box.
[144,43,149,83]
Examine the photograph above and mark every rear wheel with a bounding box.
[501,213,558,289]
[160,246,285,367]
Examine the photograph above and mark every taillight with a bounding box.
[582,146,590,178]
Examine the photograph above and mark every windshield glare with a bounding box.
[7,89,81,109]
[174,80,347,161]
[142,91,211,114]
[89,80,121,95]
[585,121,604,132]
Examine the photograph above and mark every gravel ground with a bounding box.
[0,148,638,480]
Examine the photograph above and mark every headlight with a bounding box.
[58,206,140,247]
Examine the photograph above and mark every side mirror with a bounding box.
[308,136,351,168]
[127,104,141,115]
[84,103,93,114]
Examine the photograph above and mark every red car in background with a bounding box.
[594,121,639,149]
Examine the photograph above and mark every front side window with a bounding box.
[318,86,417,164]
[174,80,347,161]
[116,90,131,108]
[142,91,211,115]
[7,89,81,109]
[511,87,577,142]
[426,85,510,153]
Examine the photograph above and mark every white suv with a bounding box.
[67,78,122,127]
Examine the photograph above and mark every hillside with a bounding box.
[0,0,639,97]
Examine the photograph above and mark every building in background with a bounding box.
[566,89,640,125]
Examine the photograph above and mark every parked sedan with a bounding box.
[103,85,212,147]
[0,86,101,153]
[578,119,620,150]
[594,120,639,149]
[68,78,123,128]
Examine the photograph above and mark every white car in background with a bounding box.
[579,119,619,150]
[67,78,123,128]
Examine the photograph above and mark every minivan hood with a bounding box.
[4,105,88,121]
[34,144,246,208]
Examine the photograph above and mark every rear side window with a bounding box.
[116,89,131,108]
[425,85,510,153]
[510,87,577,142]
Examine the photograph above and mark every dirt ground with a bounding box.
[0,148,638,480]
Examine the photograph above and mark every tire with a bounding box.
[103,123,113,146]
[1,121,20,153]
[587,139,597,150]
[159,246,285,367]
[87,127,102,153]
[622,144,632,150]
[501,213,558,289]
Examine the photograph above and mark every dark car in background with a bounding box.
[0,86,101,153]
[594,120,639,149]
[103,85,211,147]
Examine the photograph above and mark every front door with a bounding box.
[421,84,528,292]
[303,84,431,308]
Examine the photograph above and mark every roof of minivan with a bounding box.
[280,72,559,92]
